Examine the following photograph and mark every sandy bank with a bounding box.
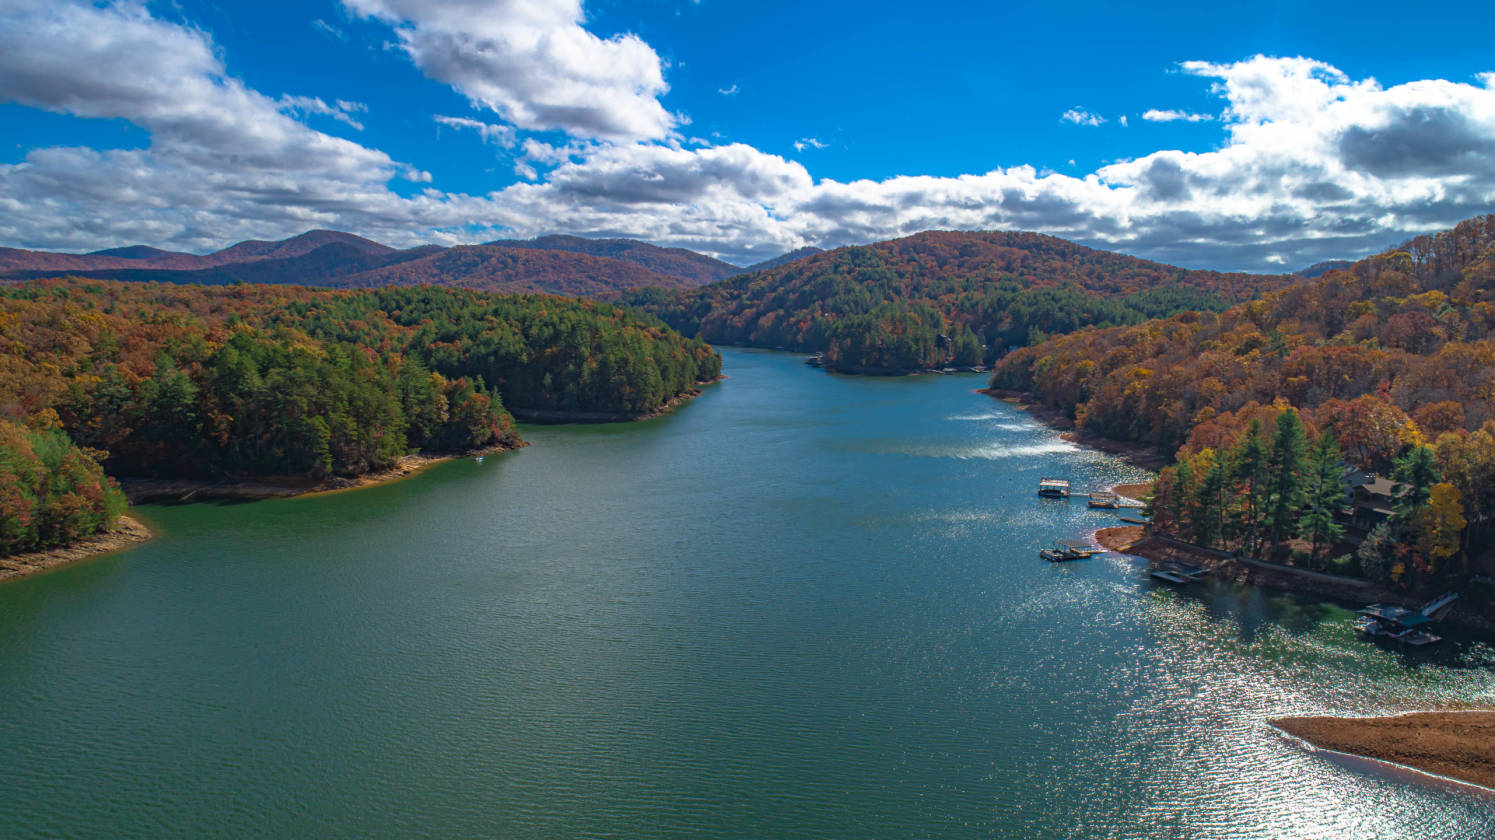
[0,515,154,584]
[1109,481,1153,502]
[1274,711,1495,792]
[1095,525,1146,553]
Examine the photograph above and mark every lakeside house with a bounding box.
[1339,465,1402,544]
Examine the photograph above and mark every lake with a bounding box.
[1,348,1492,838]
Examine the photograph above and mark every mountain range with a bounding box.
[0,230,755,295]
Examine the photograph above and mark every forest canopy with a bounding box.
[0,279,720,555]
[623,230,1289,373]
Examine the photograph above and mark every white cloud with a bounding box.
[312,18,347,41]
[1142,108,1214,122]
[2,4,1494,273]
[340,0,676,141]
[793,137,828,152]
[279,95,367,130]
[1061,107,1105,126]
[718,84,739,96]
[434,114,516,147]
[1479,71,1495,88]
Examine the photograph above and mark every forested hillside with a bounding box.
[328,244,694,294]
[487,234,738,284]
[623,230,1290,373]
[991,214,1495,595]
[0,280,720,555]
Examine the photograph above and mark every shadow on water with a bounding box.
[1147,574,1495,670]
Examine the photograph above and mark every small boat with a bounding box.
[473,455,485,463]
[1119,516,1150,525]
[1037,477,1071,499]
[805,352,824,368]
[1149,563,1208,584]
[1088,491,1119,509]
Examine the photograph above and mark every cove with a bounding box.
[1,348,1492,839]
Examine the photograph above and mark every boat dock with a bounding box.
[1040,539,1103,562]
[1149,563,1209,584]
[1087,490,1119,509]
[1037,477,1071,498]
[1356,592,1459,646]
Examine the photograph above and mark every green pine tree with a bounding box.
[1266,408,1310,559]
[1233,419,1269,557]
[1297,430,1347,567]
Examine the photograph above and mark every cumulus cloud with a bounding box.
[434,114,516,146]
[340,0,676,141]
[1061,107,1105,126]
[794,137,828,152]
[1142,109,1213,122]
[2,3,1495,272]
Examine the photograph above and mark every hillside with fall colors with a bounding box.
[991,213,1495,597]
[0,280,721,556]
[623,230,1293,373]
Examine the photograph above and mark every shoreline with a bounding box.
[992,386,1495,635]
[2,442,525,585]
[509,379,719,424]
[0,514,154,584]
[1096,528,1495,633]
[1273,711,1495,793]
[980,388,1172,470]
[121,441,524,504]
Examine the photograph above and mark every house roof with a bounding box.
[1358,475,1402,499]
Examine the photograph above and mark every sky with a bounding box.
[1,0,1493,270]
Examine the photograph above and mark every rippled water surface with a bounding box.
[2,349,1493,838]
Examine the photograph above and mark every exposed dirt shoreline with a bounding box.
[0,514,154,584]
[1274,711,1495,792]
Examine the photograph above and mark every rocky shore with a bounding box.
[0,515,154,584]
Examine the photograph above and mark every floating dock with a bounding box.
[1356,593,1459,646]
[1037,477,1071,499]
[1149,563,1209,584]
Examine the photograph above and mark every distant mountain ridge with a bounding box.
[487,234,740,284]
[742,246,824,273]
[1296,259,1353,278]
[0,230,719,296]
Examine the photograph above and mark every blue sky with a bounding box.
[2,0,1494,269]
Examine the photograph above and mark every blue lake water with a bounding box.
[1,348,1492,838]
